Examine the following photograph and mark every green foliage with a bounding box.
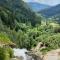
[0,0,40,27]
[5,22,60,51]
[6,47,13,58]
[0,47,10,60]
[45,34,60,48]
[40,47,53,55]
[0,32,12,44]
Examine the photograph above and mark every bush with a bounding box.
[0,47,13,60]
[0,32,12,44]
[6,47,13,58]
[0,47,10,60]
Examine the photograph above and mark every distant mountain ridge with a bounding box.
[39,4,60,18]
[27,2,51,12]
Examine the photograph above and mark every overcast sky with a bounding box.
[23,0,60,6]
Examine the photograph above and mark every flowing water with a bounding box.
[13,48,35,60]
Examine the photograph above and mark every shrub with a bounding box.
[0,47,10,60]
[0,32,12,45]
[0,47,13,60]
[6,47,13,58]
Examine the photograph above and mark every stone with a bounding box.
[43,49,60,60]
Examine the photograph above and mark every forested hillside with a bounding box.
[0,0,40,27]
[0,0,42,48]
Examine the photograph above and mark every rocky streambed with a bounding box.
[11,48,42,60]
[11,48,60,60]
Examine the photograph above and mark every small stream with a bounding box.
[13,48,35,60]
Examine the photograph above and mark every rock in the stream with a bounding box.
[43,49,60,60]
[26,51,43,60]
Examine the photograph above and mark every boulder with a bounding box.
[43,49,60,60]
[26,51,43,60]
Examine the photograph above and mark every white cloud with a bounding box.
[37,0,60,6]
[23,0,60,6]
